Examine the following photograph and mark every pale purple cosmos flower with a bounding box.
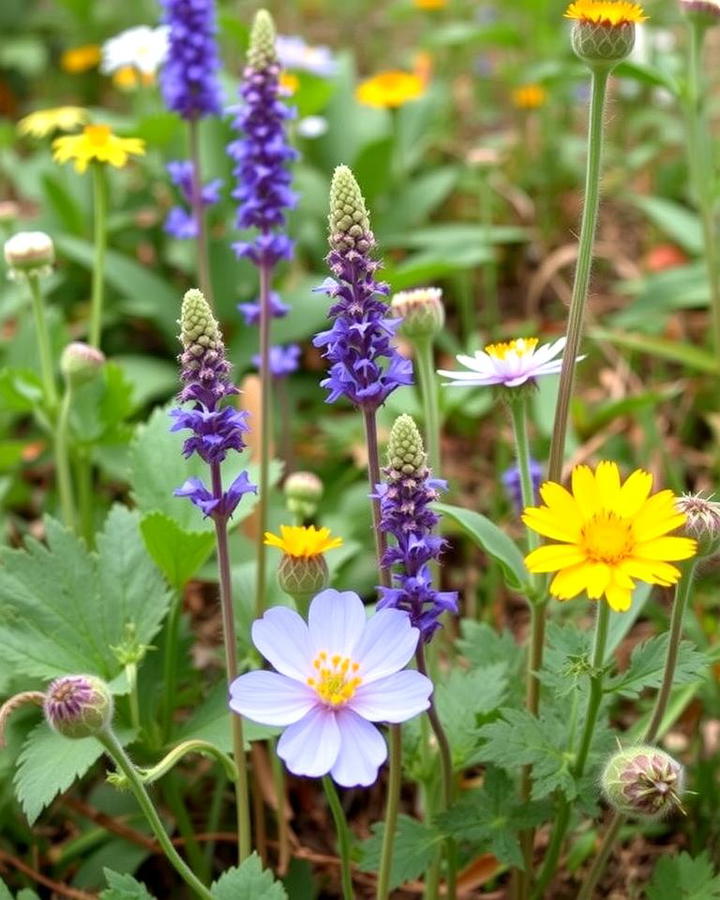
[229,589,432,787]
[438,336,573,389]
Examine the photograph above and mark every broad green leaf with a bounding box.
[113,355,178,409]
[606,635,708,699]
[590,328,719,375]
[646,851,720,900]
[211,853,287,899]
[140,512,216,590]
[0,368,44,413]
[435,502,529,593]
[356,814,443,890]
[0,507,171,680]
[386,224,528,249]
[632,196,703,255]
[175,682,279,751]
[101,870,156,900]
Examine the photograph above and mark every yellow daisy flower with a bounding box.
[413,0,448,9]
[564,0,648,25]
[112,66,156,91]
[279,71,300,95]
[60,44,102,74]
[52,124,145,174]
[523,461,697,612]
[356,71,425,109]
[512,84,547,110]
[17,106,88,138]
[264,525,343,558]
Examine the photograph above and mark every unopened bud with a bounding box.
[387,414,426,476]
[0,201,20,225]
[60,342,106,388]
[391,287,445,341]
[247,9,278,69]
[565,2,647,66]
[4,231,54,278]
[675,494,720,557]
[284,471,323,520]
[44,675,113,739]
[278,552,330,598]
[679,0,720,26]
[601,745,685,819]
[328,166,372,254]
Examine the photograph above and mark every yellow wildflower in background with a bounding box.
[511,84,547,109]
[112,67,156,91]
[565,0,648,25]
[279,72,300,95]
[52,124,145,173]
[60,45,101,73]
[356,71,425,108]
[413,0,448,9]
[523,461,696,612]
[265,525,343,558]
[18,107,88,138]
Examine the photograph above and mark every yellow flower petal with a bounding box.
[633,536,697,561]
[538,481,583,524]
[522,506,581,543]
[632,491,688,542]
[584,562,612,598]
[594,460,621,508]
[604,583,633,612]
[524,543,587,572]
[571,465,599,517]
[619,558,681,586]
[550,564,591,600]
[616,468,653,517]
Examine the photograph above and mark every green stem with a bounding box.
[74,450,94,546]
[362,409,391,588]
[254,258,273,619]
[55,387,77,530]
[479,172,498,336]
[577,562,698,899]
[210,462,252,862]
[376,723,402,900]
[163,772,209,882]
[125,662,140,734]
[98,729,212,899]
[188,119,213,305]
[161,590,183,742]
[270,745,290,875]
[414,338,442,475]
[685,21,720,359]
[89,163,107,349]
[508,397,539,553]
[322,776,354,900]
[203,775,226,871]
[27,273,58,409]
[547,67,610,483]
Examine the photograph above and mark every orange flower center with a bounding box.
[580,512,635,564]
[84,124,111,146]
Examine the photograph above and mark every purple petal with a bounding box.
[330,709,387,787]
[308,589,366,658]
[354,609,419,684]
[349,671,433,723]
[277,706,341,777]
[229,670,317,726]
[252,606,313,682]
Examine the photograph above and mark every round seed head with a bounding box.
[601,745,685,819]
[675,494,720,557]
[284,471,324,519]
[278,552,329,598]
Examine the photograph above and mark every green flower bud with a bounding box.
[328,166,372,253]
[179,288,222,358]
[387,414,426,476]
[4,231,54,279]
[247,9,277,69]
[601,745,685,819]
[60,342,106,388]
[675,494,720,558]
[278,552,329,598]
[570,21,636,64]
[391,287,445,341]
[44,675,113,740]
[284,471,324,520]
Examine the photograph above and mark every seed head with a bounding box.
[601,745,685,819]
[679,0,720,25]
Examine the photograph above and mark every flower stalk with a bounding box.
[323,776,354,900]
[89,163,108,348]
[188,120,213,305]
[27,273,58,410]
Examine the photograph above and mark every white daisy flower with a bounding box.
[438,336,572,388]
[101,25,169,76]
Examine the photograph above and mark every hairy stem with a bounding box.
[414,338,442,475]
[89,163,107,349]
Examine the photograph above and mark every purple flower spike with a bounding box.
[501,459,543,512]
[165,161,222,239]
[252,343,301,378]
[227,9,298,266]
[375,415,458,642]
[237,291,290,326]
[175,471,256,518]
[313,166,413,411]
[159,0,223,120]
[229,589,433,786]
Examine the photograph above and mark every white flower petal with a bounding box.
[277,706,341,777]
[308,589,366,658]
[229,670,317,725]
[349,670,433,722]
[354,609,419,683]
[330,709,387,787]
[252,606,313,681]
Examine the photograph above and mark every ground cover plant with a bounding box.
[0,0,719,896]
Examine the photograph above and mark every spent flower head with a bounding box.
[53,124,145,173]
[601,745,685,819]
[675,493,720,557]
[229,590,432,786]
[284,471,323,520]
[679,0,720,24]
[523,461,697,612]
[44,675,113,739]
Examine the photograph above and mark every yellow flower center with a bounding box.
[580,512,634,564]
[485,337,538,360]
[84,124,111,146]
[306,652,362,707]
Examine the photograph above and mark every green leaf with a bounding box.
[356,814,443,890]
[70,362,135,446]
[590,328,720,375]
[434,502,529,592]
[176,682,279,751]
[632,196,703,255]
[0,507,171,680]
[646,851,720,900]
[606,634,708,699]
[211,853,287,899]
[0,368,44,412]
[139,512,216,590]
[539,622,593,696]
[101,869,156,900]
[14,723,104,824]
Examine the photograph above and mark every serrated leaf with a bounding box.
[606,635,708,699]
[646,851,720,900]
[211,853,287,899]
[101,869,156,900]
[140,511,216,589]
[0,507,171,680]
[434,502,529,592]
[356,814,443,890]
[539,623,593,696]
[14,723,104,824]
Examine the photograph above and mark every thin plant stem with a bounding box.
[125,662,140,734]
[684,22,720,358]
[416,643,457,900]
[89,163,107,349]
[322,776,354,900]
[577,562,698,899]
[210,461,251,862]
[547,68,610,483]
[161,590,183,742]
[163,771,209,882]
[250,743,268,863]
[376,723,402,900]
[27,274,58,409]
[414,338,442,475]
[188,119,213,305]
[55,387,77,530]
[362,408,390,588]
[508,397,539,554]
[532,601,610,899]
[203,774,227,871]
[270,744,290,875]
[254,258,273,619]
[98,729,213,899]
